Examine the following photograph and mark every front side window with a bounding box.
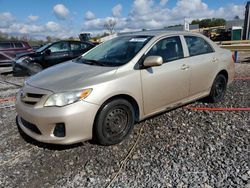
[48,42,69,53]
[184,36,214,56]
[146,36,184,62]
[36,43,51,53]
[81,35,152,66]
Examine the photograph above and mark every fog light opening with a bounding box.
[53,123,65,137]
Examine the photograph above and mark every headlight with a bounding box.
[44,89,92,107]
[16,56,33,64]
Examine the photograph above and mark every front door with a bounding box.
[141,36,190,115]
[44,41,70,67]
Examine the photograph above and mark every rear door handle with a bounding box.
[181,64,189,70]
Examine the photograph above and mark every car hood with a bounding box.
[26,61,118,92]
[16,51,40,59]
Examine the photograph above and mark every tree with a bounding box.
[46,36,52,43]
[104,19,117,34]
[0,31,9,41]
[234,15,240,20]
[68,36,75,40]
[191,18,226,28]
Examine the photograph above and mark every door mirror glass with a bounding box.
[143,56,163,67]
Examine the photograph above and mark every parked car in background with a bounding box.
[13,40,95,76]
[16,31,234,146]
[0,41,33,66]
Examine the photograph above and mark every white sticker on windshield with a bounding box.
[129,38,148,42]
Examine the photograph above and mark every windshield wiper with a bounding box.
[82,59,105,66]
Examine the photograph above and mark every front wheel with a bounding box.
[93,99,135,145]
[28,63,43,75]
[206,74,227,103]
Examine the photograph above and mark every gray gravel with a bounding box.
[0,59,249,187]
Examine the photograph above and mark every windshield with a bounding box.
[81,35,152,66]
[36,43,51,53]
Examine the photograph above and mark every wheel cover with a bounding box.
[29,64,42,74]
[103,107,129,139]
[214,77,226,99]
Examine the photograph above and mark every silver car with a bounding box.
[16,31,234,145]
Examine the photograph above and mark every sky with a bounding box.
[0,0,247,39]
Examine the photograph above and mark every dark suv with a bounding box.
[0,41,33,66]
[13,40,95,76]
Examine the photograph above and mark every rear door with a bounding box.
[141,36,190,115]
[183,35,218,96]
[44,41,70,67]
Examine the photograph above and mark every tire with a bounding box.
[206,74,227,103]
[28,63,43,75]
[93,99,135,145]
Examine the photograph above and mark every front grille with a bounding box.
[27,93,44,98]
[21,92,44,106]
[21,118,41,135]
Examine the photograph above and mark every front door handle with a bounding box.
[212,58,218,63]
[181,64,189,70]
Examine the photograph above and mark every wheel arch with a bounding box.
[217,69,228,82]
[94,94,140,123]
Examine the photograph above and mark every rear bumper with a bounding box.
[15,86,100,145]
[0,60,13,67]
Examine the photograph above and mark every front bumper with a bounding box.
[12,62,29,76]
[15,85,100,144]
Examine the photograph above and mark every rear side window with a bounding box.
[70,42,83,51]
[14,42,24,48]
[146,36,184,62]
[184,36,214,56]
[0,42,14,49]
[80,43,89,49]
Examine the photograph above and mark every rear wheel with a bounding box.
[207,74,227,103]
[93,99,135,145]
[28,63,43,75]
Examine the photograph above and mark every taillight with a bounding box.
[232,53,235,62]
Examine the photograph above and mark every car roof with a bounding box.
[54,40,95,45]
[120,30,204,38]
[0,41,27,43]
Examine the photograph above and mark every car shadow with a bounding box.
[238,56,250,64]
[16,117,84,150]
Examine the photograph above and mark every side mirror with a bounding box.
[44,49,51,55]
[143,56,163,67]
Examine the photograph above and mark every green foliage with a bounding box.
[166,24,182,28]
[191,18,226,28]
[0,31,45,46]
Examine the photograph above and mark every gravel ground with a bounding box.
[0,55,249,188]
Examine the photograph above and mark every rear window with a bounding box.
[184,36,214,56]
[14,42,24,48]
[0,42,14,49]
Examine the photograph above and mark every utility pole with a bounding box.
[243,1,250,39]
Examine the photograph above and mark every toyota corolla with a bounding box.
[16,31,234,145]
